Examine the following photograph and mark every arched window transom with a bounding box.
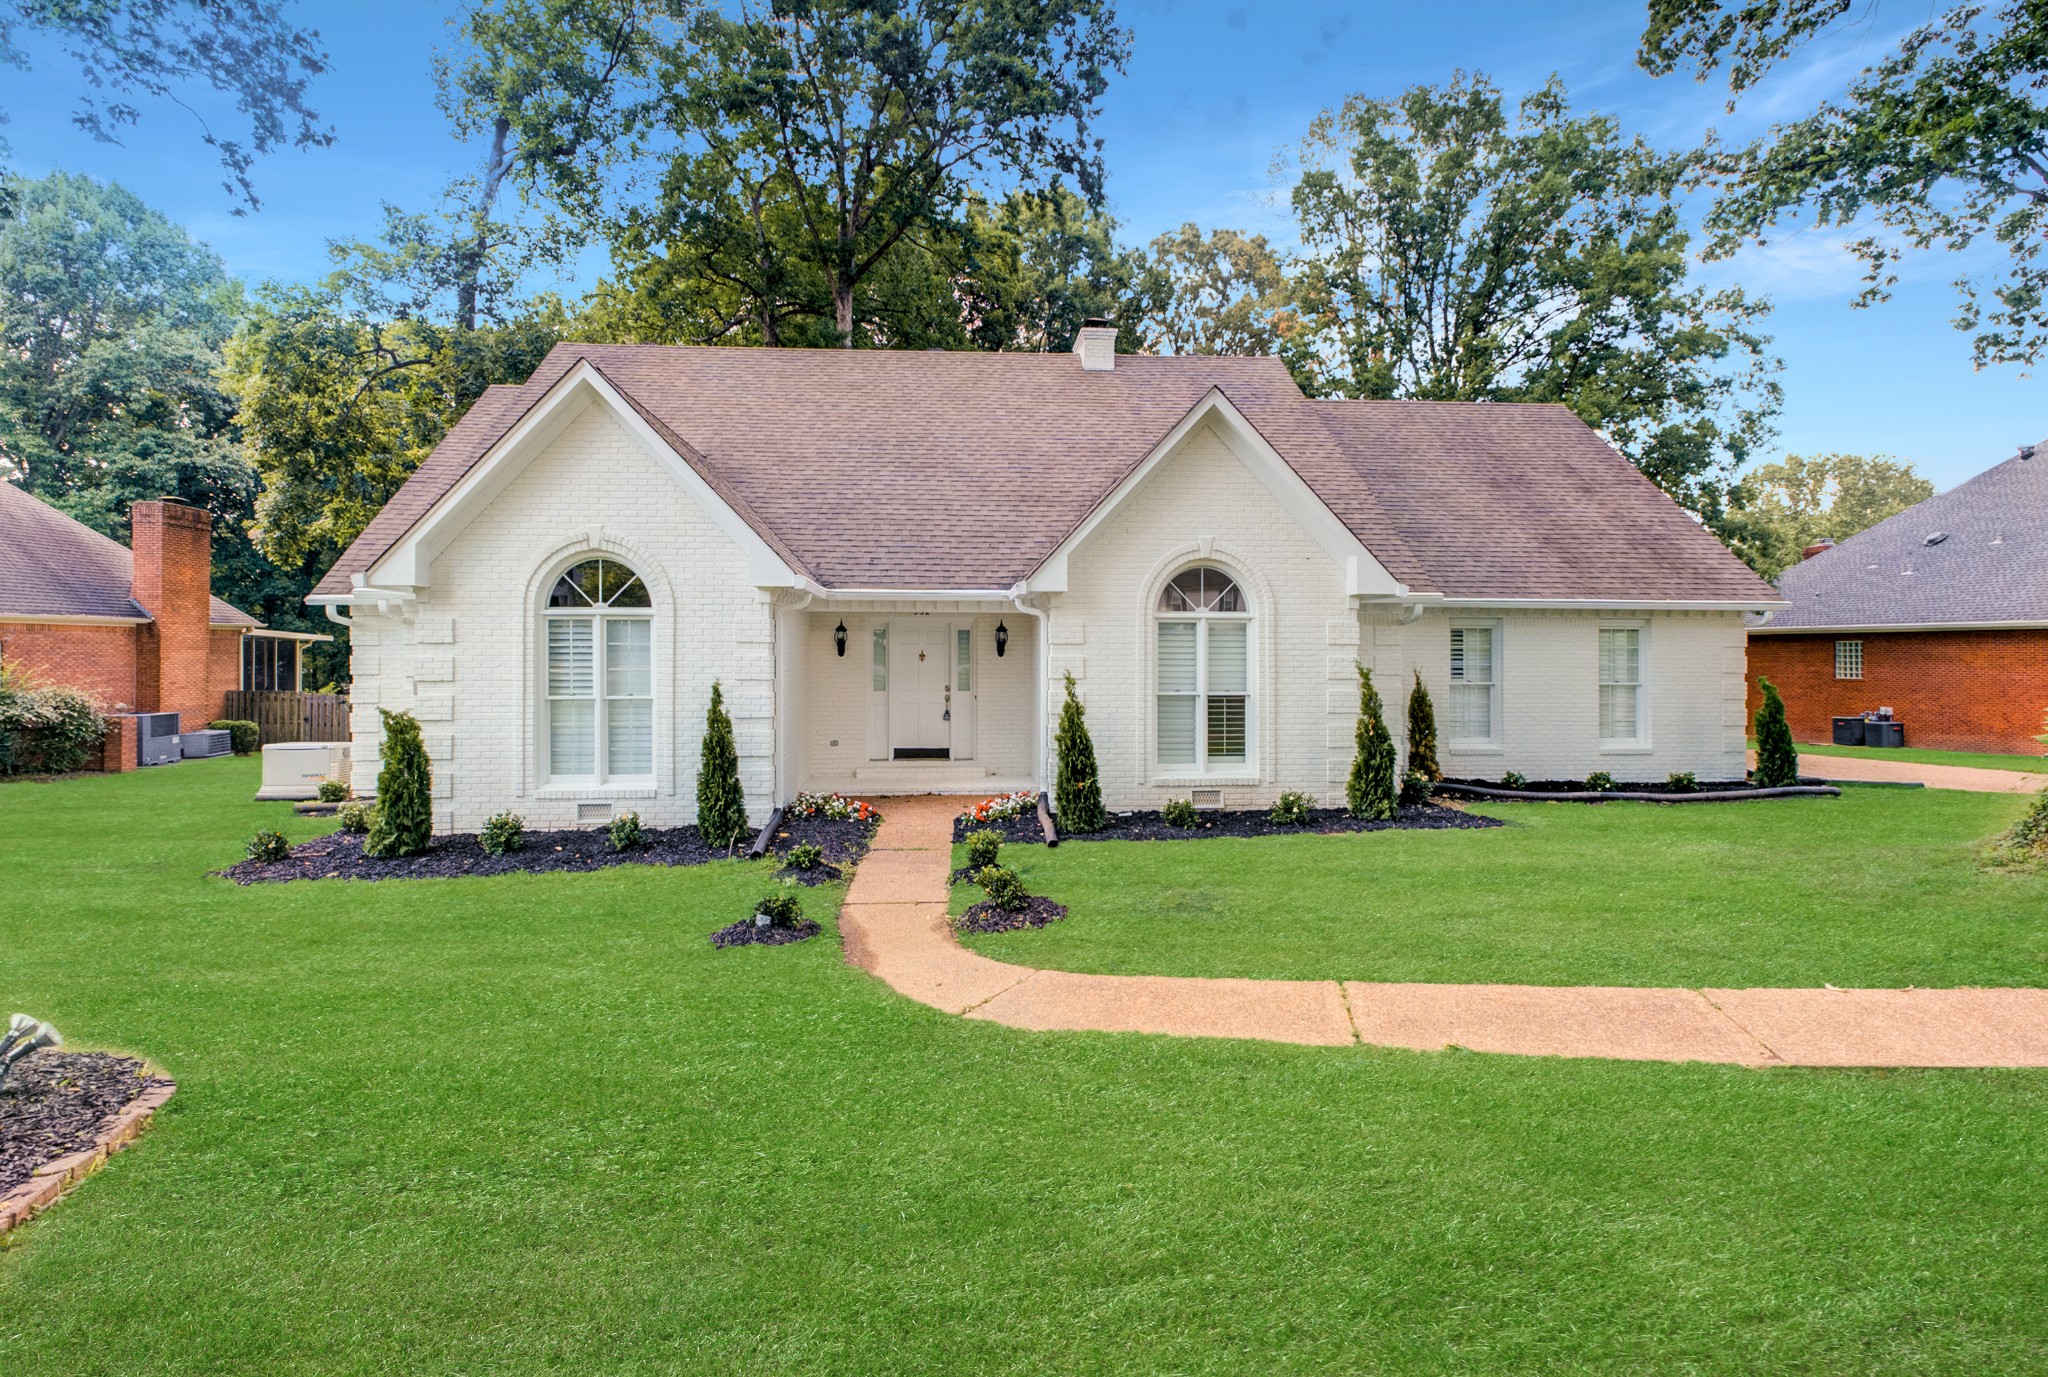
[1155,564,1250,769]
[542,557,653,782]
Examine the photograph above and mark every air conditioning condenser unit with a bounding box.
[181,729,233,759]
[136,712,182,766]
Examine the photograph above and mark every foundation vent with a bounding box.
[576,802,613,824]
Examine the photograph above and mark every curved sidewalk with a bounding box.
[1751,751,2047,794]
[838,796,2048,1068]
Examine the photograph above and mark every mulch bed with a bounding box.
[1437,778,1842,804]
[954,895,1069,935]
[710,919,822,948]
[220,813,877,885]
[774,861,845,886]
[1,1052,171,1196]
[953,803,1501,845]
[1443,777,1755,795]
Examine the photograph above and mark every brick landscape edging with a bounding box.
[0,1079,175,1235]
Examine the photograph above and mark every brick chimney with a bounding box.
[1801,538,1836,561]
[131,499,215,726]
[1074,317,1117,371]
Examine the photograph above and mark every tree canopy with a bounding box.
[1641,0,2048,368]
[0,0,330,212]
[1723,452,1936,578]
[1281,74,1781,523]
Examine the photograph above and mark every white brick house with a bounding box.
[309,329,1785,832]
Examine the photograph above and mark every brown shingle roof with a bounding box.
[313,343,1779,603]
[0,481,259,626]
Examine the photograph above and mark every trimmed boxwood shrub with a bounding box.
[208,720,261,755]
[481,811,525,856]
[336,801,373,834]
[608,810,644,852]
[1054,672,1105,834]
[1665,771,1698,793]
[975,864,1028,913]
[1269,791,1314,826]
[1400,769,1434,807]
[246,829,290,863]
[697,681,748,850]
[1162,797,1199,829]
[1752,677,1800,788]
[964,828,1003,870]
[316,777,349,803]
[1347,664,1397,821]
[364,709,432,858]
[783,841,824,870]
[755,888,805,927]
[1585,770,1616,793]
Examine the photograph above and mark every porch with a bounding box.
[777,605,1043,799]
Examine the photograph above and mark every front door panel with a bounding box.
[888,621,950,757]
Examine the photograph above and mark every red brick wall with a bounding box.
[1747,629,2048,755]
[97,714,140,772]
[0,621,141,709]
[205,627,243,722]
[131,500,218,728]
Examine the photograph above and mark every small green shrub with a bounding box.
[336,801,372,834]
[364,709,432,858]
[481,811,525,856]
[975,864,1027,913]
[964,829,1003,870]
[1752,677,1800,788]
[1162,797,1199,829]
[0,665,106,776]
[783,841,824,870]
[1501,770,1527,790]
[755,888,805,927]
[1399,769,1433,807]
[1269,791,1314,826]
[608,811,644,852]
[1585,771,1616,793]
[315,777,349,803]
[246,829,291,864]
[208,720,260,755]
[1665,771,1698,793]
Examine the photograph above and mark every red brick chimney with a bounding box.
[131,499,215,727]
[1801,538,1836,561]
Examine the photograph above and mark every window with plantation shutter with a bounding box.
[1448,624,1496,743]
[1598,626,1643,743]
[1154,566,1252,770]
[542,558,655,782]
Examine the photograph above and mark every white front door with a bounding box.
[888,621,951,757]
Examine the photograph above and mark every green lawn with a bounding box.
[4,762,2048,1373]
[1787,741,2048,774]
[961,789,2048,988]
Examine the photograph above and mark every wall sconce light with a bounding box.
[994,620,1009,657]
[834,620,848,657]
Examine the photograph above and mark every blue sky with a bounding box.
[5,0,2039,489]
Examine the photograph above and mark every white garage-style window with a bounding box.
[1597,624,1645,744]
[1156,566,1251,770]
[543,558,654,782]
[1448,623,1498,744]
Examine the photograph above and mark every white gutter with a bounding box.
[1435,597,1790,611]
[1749,619,2048,635]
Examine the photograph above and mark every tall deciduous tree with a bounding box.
[1723,452,1936,578]
[0,0,331,211]
[637,0,1130,347]
[1641,0,2048,367]
[1139,223,1292,356]
[1284,74,1781,524]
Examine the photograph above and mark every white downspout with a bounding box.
[1008,592,1051,793]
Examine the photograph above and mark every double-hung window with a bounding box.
[543,558,654,782]
[1597,625,1644,744]
[1448,624,1497,743]
[1156,566,1250,770]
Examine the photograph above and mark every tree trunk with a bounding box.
[454,116,514,333]
[834,274,854,346]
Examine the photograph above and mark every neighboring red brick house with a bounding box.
[1747,444,2048,757]
[0,484,260,748]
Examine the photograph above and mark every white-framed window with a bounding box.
[542,557,653,782]
[1835,640,1863,680]
[1155,566,1251,770]
[1448,623,1498,744]
[955,627,972,691]
[1597,625,1645,743]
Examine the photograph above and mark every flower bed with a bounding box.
[223,811,876,885]
[1,1052,172,1198]
[952,802,1501,845]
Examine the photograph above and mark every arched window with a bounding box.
[1155,566,1250,768]
[542,557,653,782]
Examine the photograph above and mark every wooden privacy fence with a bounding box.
[221,691,351,744]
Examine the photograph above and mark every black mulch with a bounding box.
[1,1051,171,1195]
[220,813,877,885]
[773,861,845,887]
[953,803,1500,845]
[954,895,1068,935]
[710,919,822,948]
[1441,777,1756,796]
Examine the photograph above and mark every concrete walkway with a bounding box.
[837,795,2048,1067]
[1753,751,2047,794]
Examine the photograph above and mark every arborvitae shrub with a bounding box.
[964,829,1003,870]
[1406,672,1442,782]
[1346,664,1397,820]
[697,681,749,849]
[481,811,525,855]
[1053,672,1105,833]
[1752,677,1800,788]
[363,709,431,857]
